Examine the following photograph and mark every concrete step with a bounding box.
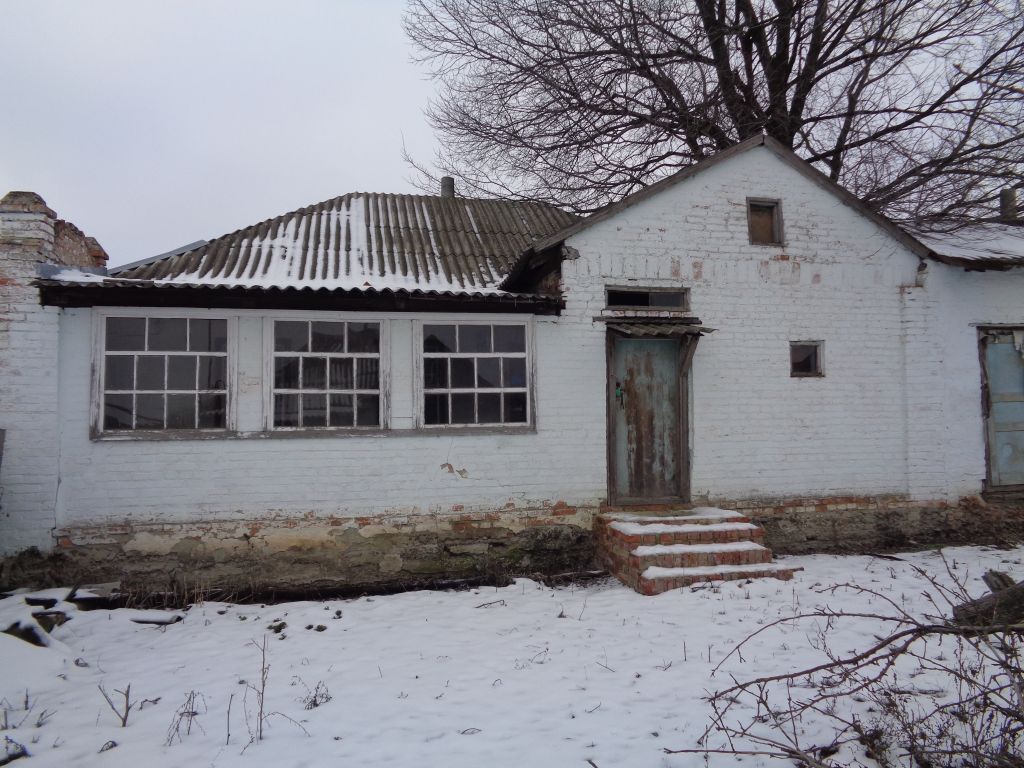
[639,562,798,595]
[631,540,773,569]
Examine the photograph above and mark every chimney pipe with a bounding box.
[440,176,455,199]
[1000,188,1018,223]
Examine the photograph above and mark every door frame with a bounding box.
[979,326,1024,494]
[605,331,693,505]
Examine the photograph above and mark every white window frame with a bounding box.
[413,318,535,430]
[91,308,238,439]
[262,314,390,432]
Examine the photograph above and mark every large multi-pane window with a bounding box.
[272,320,381,428]
[422,323,529,426]
[102,316,228,431]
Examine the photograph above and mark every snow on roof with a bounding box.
[81,193,578,296]
[910,223,1024,267]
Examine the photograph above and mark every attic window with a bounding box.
[790,341,823,377]
[748,199,783,245]
[606,289,688,309]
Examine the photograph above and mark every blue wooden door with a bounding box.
[984,331,1024,487]
[610,338,684,501]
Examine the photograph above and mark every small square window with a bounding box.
[790,342,823,377]
[748,199,783,245]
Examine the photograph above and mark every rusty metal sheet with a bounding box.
[606,321,713,337]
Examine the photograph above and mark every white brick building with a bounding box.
[2,136,1022,589]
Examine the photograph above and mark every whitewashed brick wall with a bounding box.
[563,145,953,502]
[910,264,1024,498]
[50,309,608,535]
[3,147,1022,556]
[0,207,61,552]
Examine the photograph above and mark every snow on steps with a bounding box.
[595,507,799,595]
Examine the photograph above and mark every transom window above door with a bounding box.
[272,320,381,429]
[421,323,529,426]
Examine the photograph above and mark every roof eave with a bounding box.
[33,280,563,315]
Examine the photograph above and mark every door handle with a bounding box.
[615,381,625,409]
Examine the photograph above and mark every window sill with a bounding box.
[91,425,538,441]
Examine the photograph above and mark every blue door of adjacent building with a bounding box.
[983,330,1024,488]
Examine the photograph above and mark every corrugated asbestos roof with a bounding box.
[100,193,578,294]
[909,224,1024,267]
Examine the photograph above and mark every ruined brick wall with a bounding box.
[53,219,107,269]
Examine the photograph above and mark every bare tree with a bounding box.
[405,0,1024,226]
[665,562,1024,766]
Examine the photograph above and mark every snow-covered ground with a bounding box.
[1,545,1021,767]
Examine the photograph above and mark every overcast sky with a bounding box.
[0,1,438,267]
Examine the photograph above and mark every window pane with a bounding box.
[199,356,228,390]
[274,394,299,427]
[790,343,821,376]
[459,325,491,353]
[167,356,198,390]
[136,355,166,390]
[274,357,300,389]
[303,357,327,389]
[106,317,145,351]
[356,358,379,390]
[478,393,501,424]
[649,292,687,308]
[311,321,346,352]
[749,203,778,244]
[424,394,448,425]
[348,322,380,353]
[275,321,308,352]
[504,392,528,423]
[302,393,328,427]
[493,325,525,352]
[103,394,133,430]
[356,394,380,427]
[424,358,448,389]
[452,393,475,424]
[135,393,165,429]
[166,393,195,429]
[105,356,134,390]
[424,324,455,353]
[329,358,353,389]
[190,319,227,352]
[329,393,354,426]
[148,318,187,351]
[451,358,474,388]
[198,393,226,428]
[502,357,527,388]
[477,357,500,388]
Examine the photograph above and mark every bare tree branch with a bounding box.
[405,0,1024,225]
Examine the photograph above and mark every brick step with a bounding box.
[595,505,797,595]
[602,507,751,524]
[631,541,773,569]
[639,563,799,596]
[605,520,765,546]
